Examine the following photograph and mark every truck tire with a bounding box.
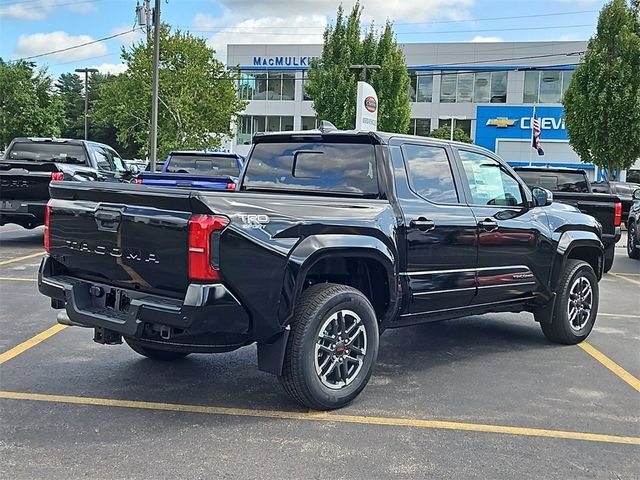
[628,221,639,259]
[279,283,379,410]
[540,260,599,345]
[124,337,190,361]
[603,244,614,273]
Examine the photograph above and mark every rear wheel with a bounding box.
[124,337,190,361]
[540,260,598,344]
[279,283,379,410]
[628,222,639,259]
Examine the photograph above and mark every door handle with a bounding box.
[478,219,498,232]
[410,218,435,232]
[95,209,121,232]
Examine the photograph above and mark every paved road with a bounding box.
[0,226,638,479]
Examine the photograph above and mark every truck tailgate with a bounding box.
[553,192,619,236]
[48,182,209,297]
[0,161,55,202]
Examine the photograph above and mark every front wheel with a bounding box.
[628,222,639,259]
[279,283,379,410]
[540,260,599,345]
[124,337,190,361]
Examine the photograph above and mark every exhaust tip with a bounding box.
[57,311,89,328]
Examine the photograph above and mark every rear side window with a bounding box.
[7,142,86,164]
[166,155,240,176]
[244,142,378,196]
[517,171,589,193]
[402,144,458,203]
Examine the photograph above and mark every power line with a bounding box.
[188,23,594,36]
[0,0,99,10]
[12,27,142,62]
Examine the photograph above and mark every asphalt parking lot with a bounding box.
[0,225,638,479]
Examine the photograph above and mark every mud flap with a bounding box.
[257,328,290,376]
[533,293,556,324]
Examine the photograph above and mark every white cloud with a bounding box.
[193,0,476,61]
[0,0,95,20]
[13,31,108,61]
[93,63,128,75]
[472,35,503,42]
[212,0,475,23]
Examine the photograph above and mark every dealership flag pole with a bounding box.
[529,104,535,166]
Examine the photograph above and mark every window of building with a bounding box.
[302,71,312,101]
[439,71,507,103]
[458,150,524,207]
[302,116,318,130]
[238,71,295,101]
[407,118,431,137]
[523,70,574,103]
[402,144,459,204]
[440,74,457,103]
[236,115,294,144]
[439,118,472,138]
[408,73,434,102]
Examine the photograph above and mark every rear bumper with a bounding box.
[38,255,250,338]
[0,201,46,228]
[602,228,621,249]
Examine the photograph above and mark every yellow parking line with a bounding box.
[0,276,37,282]
[0,391,637,445]
[0,251,44,266]
[610,273,640,286]
[578,342,640,393]
[0,324,66,365]
[598,313,640,319]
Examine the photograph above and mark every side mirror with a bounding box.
[128,164,140,175]
[633,188,640,201]
[532,186,553,207]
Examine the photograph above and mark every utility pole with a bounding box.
[145,0,151,46]
[74,67,99,140]
[149,0,161,171]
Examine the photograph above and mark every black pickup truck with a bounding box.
[513,167,621,272]
[39,129,606,410]
[0,137,137,229]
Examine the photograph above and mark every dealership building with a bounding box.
[227,41,637,179]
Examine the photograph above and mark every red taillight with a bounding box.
[614,201,622,227]
[226,183,236,190]
[44,203,52,252]
[50,172,64,181]
[188,215,229,281]
[135,178,142,184]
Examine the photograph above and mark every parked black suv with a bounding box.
[627,188,640,259]
[39,130,605,409]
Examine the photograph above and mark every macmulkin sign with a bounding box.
[252,56,318,67]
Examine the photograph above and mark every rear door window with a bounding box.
[166,155,240,176]
[243,142,379,197]
[402,144,459,203]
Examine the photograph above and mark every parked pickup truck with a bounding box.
[39,129,606,410]
[136,151,243,190]
[0,137,137,229]
[591,180,640,225]
[513,167,621,272]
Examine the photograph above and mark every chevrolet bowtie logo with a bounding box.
[486,117,517,128]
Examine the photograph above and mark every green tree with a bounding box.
[0,59,63,149]
[56,72,84,139]
[427,125,473,144]
[563,0,640,179]
[93,26,244,159]
[306,2,410,133]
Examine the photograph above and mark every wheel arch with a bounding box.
[553,231,604,288]
[278,234,401,329]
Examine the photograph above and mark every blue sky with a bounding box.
[0,0,608,78]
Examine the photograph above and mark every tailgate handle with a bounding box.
[95,210,121,232]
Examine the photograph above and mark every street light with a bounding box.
[75,67,99,140]
[349,64,381,82]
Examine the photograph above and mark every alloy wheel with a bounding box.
[567,276,593,332]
